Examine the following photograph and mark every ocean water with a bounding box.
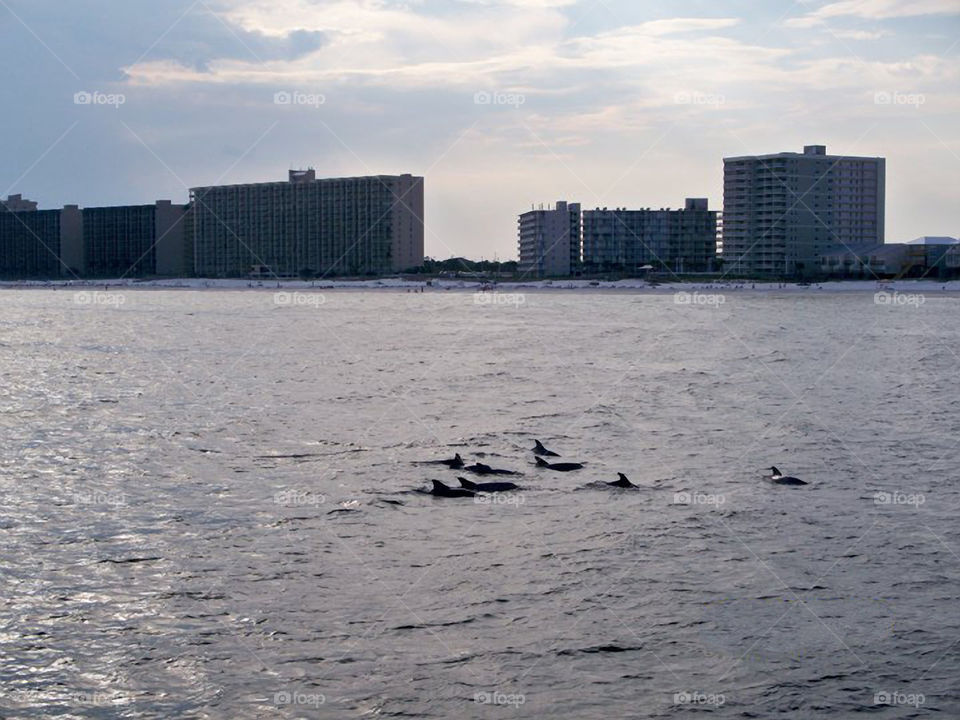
[1,288,958,719]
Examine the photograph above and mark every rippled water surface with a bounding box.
[1,288,959,719]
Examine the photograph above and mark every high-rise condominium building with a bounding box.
[82,201,188,277]
[0,203,81,278]
[517,201,581,277]
[189,170,424,278]
[722,145,885,277]
[581,199,718,274]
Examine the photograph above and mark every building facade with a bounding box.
[81,201,188,277]
[0,204,82,278]
[581,199,718,274]
[0,207,63,277]
[722,145,885,278]
[517,201,581,277]
[189,171,424,277]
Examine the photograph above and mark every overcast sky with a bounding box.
[1,0,958,260]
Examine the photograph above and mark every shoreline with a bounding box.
[1,277,958,294]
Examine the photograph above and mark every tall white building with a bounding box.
[517,201,581,277]
[722,145,885,277]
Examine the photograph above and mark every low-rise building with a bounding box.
[819,243,911,278]
[818,237,959,279]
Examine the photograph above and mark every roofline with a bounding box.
[189,174,423,192]
[724,152,885,162]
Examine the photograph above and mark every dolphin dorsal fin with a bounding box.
[458,477,476,490]
[535,457,548,467]
[618,472,628,482]
[431,480,448,491]
[771,466,782,477]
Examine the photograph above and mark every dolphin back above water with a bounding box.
[606,472,638,489]
[430,479,476,498]
[464,462,521,476]
[417,453,464,468]
[533,440,560,457]
[766,466,808,486]
[535,457,584,472]
[459,478,520,492]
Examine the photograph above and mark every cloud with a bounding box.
[786,0,960,27]
[830,29,892,39]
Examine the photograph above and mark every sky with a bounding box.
[1,0,958,261]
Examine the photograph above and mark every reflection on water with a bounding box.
[1,289,958,718]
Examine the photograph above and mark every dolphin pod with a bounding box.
[419,443,810,499]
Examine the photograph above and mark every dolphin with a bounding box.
[416,453,464,469]
[535,457,583,472]
[606,472,638,489]
[765,466,808,486]
[533,440,560,457]
[464,462,521,476]
[430,479,475,498]
[459,477,519,492]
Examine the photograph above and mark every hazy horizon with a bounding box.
[2,0,958,261]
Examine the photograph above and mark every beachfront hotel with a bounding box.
[82,201,189,278]
[581,199,719,274]
[189,170,424,278]
[0,203,80,278]
[722,145,885,278]
[0,171,424,279]
[517,201,582,277]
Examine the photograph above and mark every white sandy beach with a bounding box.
[2,277,959,294]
